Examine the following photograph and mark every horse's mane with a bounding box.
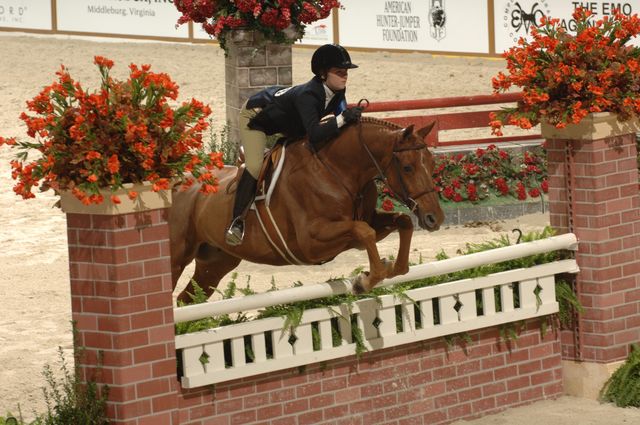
[359,116,403,130]
[302,116,402,152]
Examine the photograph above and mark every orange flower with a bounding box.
[94,56,114,69]
[491,7,640,131]
[128,191,138,200]
[107,154,120,174]
[0,56,217,205]
[86,151,102,161]
[110,195,121,204]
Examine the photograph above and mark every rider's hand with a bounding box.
[341,107,363,124]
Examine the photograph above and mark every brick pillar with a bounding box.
[543,113,640,398]
[225,30,293,145]
[63,188,178,424]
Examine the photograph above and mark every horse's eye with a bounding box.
[403,165,413,172]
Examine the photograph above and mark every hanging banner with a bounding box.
[338,0,489,53]
[0,0,51,30]
[299,15,334,45]
[494,0,640,53]
[56,0,188,38]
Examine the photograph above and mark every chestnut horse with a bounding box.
[169,117,445,303]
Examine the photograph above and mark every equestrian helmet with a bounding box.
[311,44,358,76]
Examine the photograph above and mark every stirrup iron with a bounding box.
[225,217,245,246]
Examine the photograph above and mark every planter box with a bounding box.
[59,182,172,215]
[541,112,640,140]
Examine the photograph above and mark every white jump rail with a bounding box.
[175,233,579,388]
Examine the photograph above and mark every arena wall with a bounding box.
[3,1,640,56]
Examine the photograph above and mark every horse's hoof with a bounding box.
[352,281,366,295]
[351,273,371,295]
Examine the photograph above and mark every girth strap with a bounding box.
[253,198,308,265]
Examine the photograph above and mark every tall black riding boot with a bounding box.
[225,172,258,246]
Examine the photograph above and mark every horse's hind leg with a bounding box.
[176,244,242,305]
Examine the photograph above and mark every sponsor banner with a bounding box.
[299,15,334,45]
[494,0,640,53]
[57,0,188,38]
[0,0,51,30]
[339,0,489,53]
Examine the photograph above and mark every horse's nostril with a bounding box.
[424,214,436,228]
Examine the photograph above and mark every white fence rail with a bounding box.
[175,234,579,388]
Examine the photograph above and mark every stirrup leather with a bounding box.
[225,217,245,246]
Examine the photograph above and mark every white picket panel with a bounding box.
[176,259,578,388]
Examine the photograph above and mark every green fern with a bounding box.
[601,343,640,407]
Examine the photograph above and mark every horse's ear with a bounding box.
[402,124,415,139]
[416,121,436,141]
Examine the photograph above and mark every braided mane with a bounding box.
[360,116,402,130]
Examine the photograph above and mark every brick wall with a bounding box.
[546,133,640,363]
[67,209,179,424]
[178,320,562,425]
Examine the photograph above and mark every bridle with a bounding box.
[360,132,435,214]
[356,100,436,214]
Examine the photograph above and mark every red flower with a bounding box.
[466,183,478,201]
[381,199,394,211]
[174,0,341,52]
[541,179,549,193]
[516,182,527,200]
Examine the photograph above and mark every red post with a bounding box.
[66,207,178,424]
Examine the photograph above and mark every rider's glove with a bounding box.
[341,107,363,124]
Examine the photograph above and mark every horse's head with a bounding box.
[386,122,444,231]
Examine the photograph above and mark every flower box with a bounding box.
[541,112,640,141]
[59,182,172,215]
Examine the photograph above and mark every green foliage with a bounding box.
[0,411,30,425]
[0,340,110,425]
[555,279,585,329]
[601,343,640,407]
[175,274,253,335]
[39,347,109,425]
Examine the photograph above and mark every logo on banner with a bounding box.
[503,1,550,43]
[429,0,446,41]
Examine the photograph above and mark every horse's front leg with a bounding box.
[308,220,388,293]
[370,211,414,278]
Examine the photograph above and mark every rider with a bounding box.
[225,43,363,246]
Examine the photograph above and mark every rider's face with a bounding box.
[325,67,348,91]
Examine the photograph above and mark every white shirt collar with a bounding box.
[323,83,335,109]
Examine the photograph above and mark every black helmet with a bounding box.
[311,44,358,76]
